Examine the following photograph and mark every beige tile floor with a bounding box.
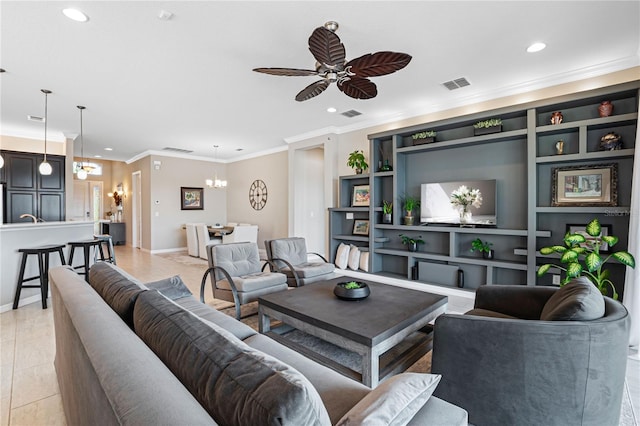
[1,246,638,425]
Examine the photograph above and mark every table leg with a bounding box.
[361,348,379,388]
[258,306,271,333]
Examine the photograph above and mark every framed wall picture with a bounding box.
[180,187,204,210]
[566,224,613,253]
[353,219,370,236]
[551,163,617,207]
[352,185,370,207]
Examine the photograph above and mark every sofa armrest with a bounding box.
[473,285,556,319]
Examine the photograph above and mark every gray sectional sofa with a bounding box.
[50,262,468,425]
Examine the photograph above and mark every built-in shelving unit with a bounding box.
[329,81,639,298]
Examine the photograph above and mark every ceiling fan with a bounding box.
[253,21,412,102]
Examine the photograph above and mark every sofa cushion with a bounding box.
[465,308,518,319]
[540,277,605,321]
[88,262,146,327]
[335,243,350,270]
[145,275,192,299]
[336,373,441,426]
[133,290,331,426]
[348,245,360,270]
[172,296,257,340]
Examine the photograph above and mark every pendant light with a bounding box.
[38,89,53,175]
[76,105,88,180]
[205,145,227,188]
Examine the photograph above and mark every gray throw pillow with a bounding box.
[336,373,441,426]
[145,275,192,300]
[133,290,331,426]
[540,277,605,321]
[88,262,146,327]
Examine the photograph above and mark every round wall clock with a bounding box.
[249,179,268,210]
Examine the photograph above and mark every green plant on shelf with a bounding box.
[537,218,635,300]
[382,200,393,214]
[470,238,493,254]
[347,150,368,173]
[401,195,420,215]
[411,130,436,140]
[399,234,425,245]
[473,118,502,129]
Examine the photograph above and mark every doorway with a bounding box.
[292,147,326,255]
[71,180,103,234]
[131,171,142,248]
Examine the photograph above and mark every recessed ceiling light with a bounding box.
[94,155,102,158]
[158,10,174,20]
[62,8,89,23]
[104,147,113,151]
[327,107,337,113]
[526,42,546,53]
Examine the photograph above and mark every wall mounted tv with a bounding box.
[420,179,497,226]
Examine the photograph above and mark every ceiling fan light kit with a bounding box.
[254,21,411,101]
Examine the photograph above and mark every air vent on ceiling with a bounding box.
[341,109,362,118]
[442,77,470,91]
[162,147,193,154]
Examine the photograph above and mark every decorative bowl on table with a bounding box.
[334,281,370,300]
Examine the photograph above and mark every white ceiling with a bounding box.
[1,1,639,162]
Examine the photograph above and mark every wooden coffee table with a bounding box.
[258,277,447,387]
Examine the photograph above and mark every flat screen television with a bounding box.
[420,179,497,226]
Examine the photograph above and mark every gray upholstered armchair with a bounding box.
[264,237,335,287]
[200,242,288,319]
[431,280,630,426]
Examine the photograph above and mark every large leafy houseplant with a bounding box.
[347,150,368,174]
[537,218,635,299]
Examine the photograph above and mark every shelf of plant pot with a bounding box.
[375,249,528,270]
[333,234,369,243]
[535,112,638,134]
[535,149,635,164]
[373,171,394,177]
[536,206,630,214]
[330,207,370,213]
[396,129,528,155]
[375,224,549,237]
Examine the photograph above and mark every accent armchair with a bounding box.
[200,242,287,319]
[431,280,630,426]
[264,237,335,287]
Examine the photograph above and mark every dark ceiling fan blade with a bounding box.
[253,68,319,77]
[338,77,377,100]
[295,80,330,102]
[346,52,412,77]
[308,27,346,67]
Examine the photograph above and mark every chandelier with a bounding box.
[205,145,227,188]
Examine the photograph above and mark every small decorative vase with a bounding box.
[550,111,563,125]
[355,168,363,175]
[600,132,622,151]
[483,249,494,260]
[459,207,472,224]
[383,213,392,224]
[404,215,415,226]
[555,140,564,155]
[116,206,123,222]
[380,160,392,172]
[598,101,613,117]
[408,242,417,252]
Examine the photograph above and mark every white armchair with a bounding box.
[222,225,258,244]
[185,223,200,257]
[195,224,221,260]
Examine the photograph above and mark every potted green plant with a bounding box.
[347,150,368,174]
[411,130,437,146]
[537,218,635,300]
[471,238,494,259]
[401,195,420,226]
[473,118,502,136]
[382,200,393,224]
[399,234,425,252]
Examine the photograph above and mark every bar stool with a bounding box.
[94,234,117,265]
[13,244,66,309]
[67,239,102,282]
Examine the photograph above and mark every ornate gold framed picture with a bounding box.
[551,164,617,207]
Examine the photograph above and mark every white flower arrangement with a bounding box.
[450,185,483,210]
